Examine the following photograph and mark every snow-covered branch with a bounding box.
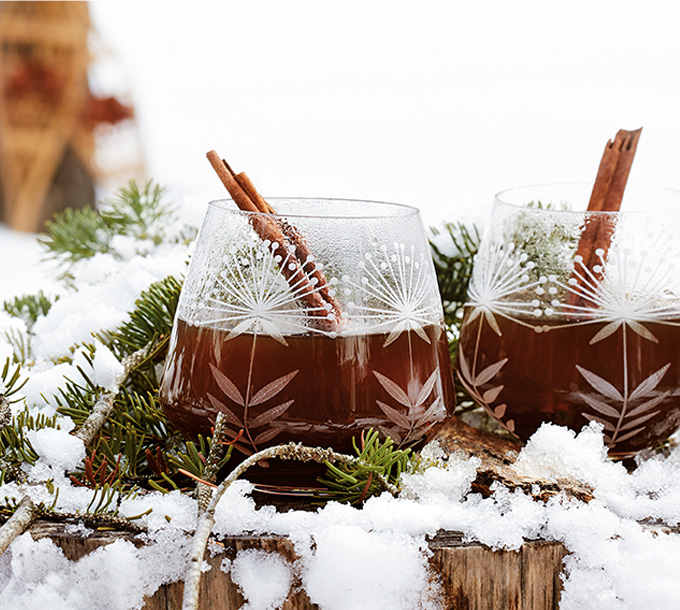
[181,442,398,610]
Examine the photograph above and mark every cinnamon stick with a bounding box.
[206,150,341,331]
[220,155,342,320]
[588,128,642,213]
[567,128,642,309]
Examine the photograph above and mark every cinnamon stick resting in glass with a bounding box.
[206,150,342,332]
[568,128,642,309]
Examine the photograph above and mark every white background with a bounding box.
[3,0,680,298]
[89,0,680,226]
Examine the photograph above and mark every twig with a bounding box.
[0,342,159,561]
[0,496,36,555]
[196,412,228,512]
[181,442,398,610]
[52,510,147,534]
[73,339,158,446]
[0,394,10,430]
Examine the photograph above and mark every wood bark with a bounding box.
[29,521,568,610]
[432,417,593,503]
[18,418,592,609]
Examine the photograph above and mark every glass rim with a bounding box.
[494,182,680,214]
[207,197,421,220]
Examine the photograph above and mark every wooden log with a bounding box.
[28,521,568,610]
[432,417,593,503]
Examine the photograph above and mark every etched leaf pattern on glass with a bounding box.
[578,360,671,446]
[372,369,445,446]
[208,362,298,453]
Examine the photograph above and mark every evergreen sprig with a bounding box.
[39,179,178,267]
[166,434,235,487]
[1,358,27,403]
[430,221,480,329]
[100,181,174,242]
[101,275,183,362]
[39,206,111,264]
[318,429,413,504]
[0,408,60,482]
[3,291,56,329]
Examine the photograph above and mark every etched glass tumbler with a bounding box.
[457,184,680,456]
[160,198,454,481]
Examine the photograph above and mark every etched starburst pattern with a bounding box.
[346,243,442,346]
[201,238,337,344]
[554,247,680,344]
[466,241,547,336]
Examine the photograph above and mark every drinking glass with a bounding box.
[457,184,680,456]
[160,198,455,486]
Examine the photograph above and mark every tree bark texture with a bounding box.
[29,521,568,610]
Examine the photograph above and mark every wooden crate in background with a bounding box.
[0,1,143,233]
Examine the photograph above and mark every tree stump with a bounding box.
[29,521,568,610]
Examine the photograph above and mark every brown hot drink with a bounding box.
[457,307,680,456]
[160,318,455,482]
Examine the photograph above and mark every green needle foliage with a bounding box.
[39,206,112,265]
[0,409,60,483]
[319,429,413,504]
[430,221,480,329]
[39,179,182,269]
[101,275,182,362]
[1,358,27,403]
[100,181,174,241]
[3,291,56,329]
[0,179,486,527]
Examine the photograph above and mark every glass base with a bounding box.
[238,459,329,497]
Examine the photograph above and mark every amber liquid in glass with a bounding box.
[458,306,680,456]
[160,318,454,486]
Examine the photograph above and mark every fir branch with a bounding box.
[1,358,28,402]
[39,179,178,268]
[74,340,160,447]
[196,413,231,512]
[1,409,59,475]
[166,430,233,496]
[2,329,29,365]
[0,496,36,556]
[182,442,398,610]
[430,221,480,326]
[100,180,174,242]
[102,275,182,361]
[318,429,412,504]
[39,206,110,264]
[3,291,56,329]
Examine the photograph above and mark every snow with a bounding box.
[3,399,680,608]
[30,249,187,362]
[0,1,678,604]
[0,529,191,610]
[0,228,59,303]
[227,549,294,610]
[24,428,85,472]
[3,198,680,608]
[205,426,680,610]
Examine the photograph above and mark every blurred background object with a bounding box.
[0,1,144,232]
